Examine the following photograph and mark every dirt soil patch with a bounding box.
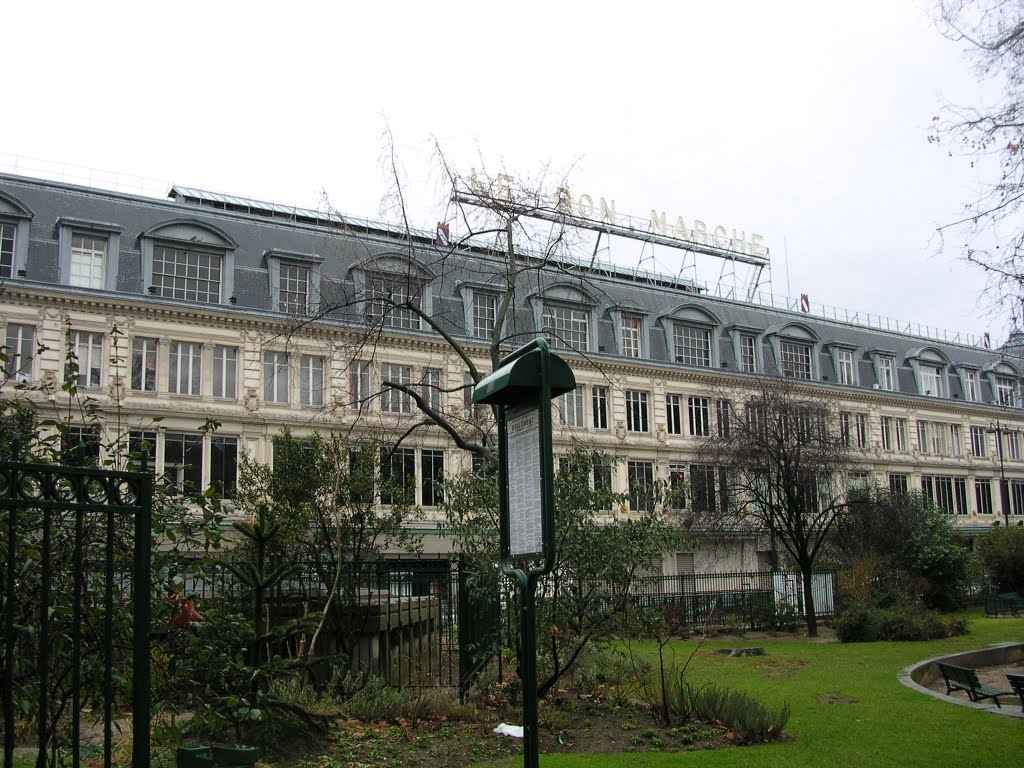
[273,699,734,767]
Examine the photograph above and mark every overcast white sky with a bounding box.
[1,1,1007,344]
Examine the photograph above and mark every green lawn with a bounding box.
[478,613,1024,767]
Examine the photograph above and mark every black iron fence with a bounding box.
[1,457,153,768]
[628,570,838,629]
[185,554,501,697]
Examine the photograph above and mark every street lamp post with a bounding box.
[986,417,1012,527]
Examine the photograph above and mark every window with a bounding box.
[1012,479,1024,516]
[746,400,765,436]
[473,292,497,339]
[168,341,202,396]
[690,464,718,513]
[880,416,892,451]
[164,432,203,494]
[666,394,683,435]
[542,304,589,351]
[367,273,421,330]
[739,334,757,373]
[592,386,608,430]
[716,399,731,437]
[667,463,687,510]
[964,370,978,402]
[347,445,374,504]
[626,460,654,512]
[933,476,960,514]
[380,363,413,414]
[780,340,812,380]
[895,418,908,452]
[349,361,370,411]
[975,478,994,515]
[920,365,943,397]
[380,446,416,505]
[672,324,711,367]
[840,412,851,448]
[213,345,237,399]
[67,330,103,388]
[621,314,642,357]
[69,234,107,289]
[878,356,895,391]
[954,476,969,515]
[837,350,855,385]
[917,421,930,454]
[688,397,710,437]
[131,337,158,392]
[1006,431,1021,461]
[855,413,867,449]
[950,424,963,456]
[625,390,649,432]
[210,436,238,498]
[421,449,445,507]
[970,426,988,457]
[558,386,585,427]
[888,473,909,494]
[279,262,310,314]
[263,351,289,404]
[0,222,15,278]
[300,355,324,406]
[4,324,34,382]
[420,368,442,412]
[128,430,157,471]
[921,475,934,505]
[593,459,613,498]
[152,245,222,303]
[996,376,1017,407]
[932,422,947,456]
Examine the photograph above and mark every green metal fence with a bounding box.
[186,554,501,698]
[1,457,152,768]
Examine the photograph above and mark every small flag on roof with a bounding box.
[799,293,810,313]
[435,222,451,248]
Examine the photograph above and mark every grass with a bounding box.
[476,612,1024,767]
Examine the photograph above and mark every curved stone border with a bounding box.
[898,642,1024,718]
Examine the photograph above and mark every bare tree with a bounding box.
[933,1,1024,323]
[693,378,859,636]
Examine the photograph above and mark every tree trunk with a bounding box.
[801,564,818,637]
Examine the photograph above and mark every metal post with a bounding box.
[518,570,539,768]
[132,453,153,768]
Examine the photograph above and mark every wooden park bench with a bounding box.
[936,662,1015,708]
[1007,673,1024,713]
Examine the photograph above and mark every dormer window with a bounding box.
[543,304,589,350]
[0,189,34,279]
[674,324,711,367]
[964,369,979,401]
[996,376,1017,406]
[878,356,895,390]
[141,218,237,305]
[266,249,323,315]
[780,340,812,380]
[920,365,943,397]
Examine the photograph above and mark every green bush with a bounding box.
[574,645,646,695]
[834,601,969,642]
[975,526,1024,593]
[688,683,790,743]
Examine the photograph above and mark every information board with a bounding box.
[506,405,543,558]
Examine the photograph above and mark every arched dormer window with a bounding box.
[528,283,596,353]
[905,347,950,398]
[659,304,721,368]
[766,322,820,380]
[141,219,238,304]
[351,253,434,331]
[0,189,34,279]
[983,360,1021,407]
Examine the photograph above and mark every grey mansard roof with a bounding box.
[1,172,1018,406]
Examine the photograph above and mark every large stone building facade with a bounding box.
[1,173,1021,573]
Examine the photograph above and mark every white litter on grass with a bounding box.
[493,723,524,738]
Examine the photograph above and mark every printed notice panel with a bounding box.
[507,405,543,558]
